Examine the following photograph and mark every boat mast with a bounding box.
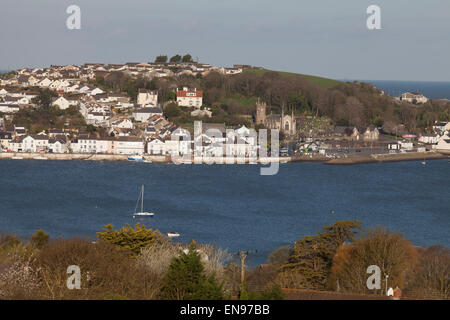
[141,185,144,212]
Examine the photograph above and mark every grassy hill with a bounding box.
[243,68,342,88]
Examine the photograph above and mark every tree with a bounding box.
[31,229,49,249]
[170,54,182,63]
[33,88,57,108]
[279,220,362,289]
[405,245,450,299]
[159,245,224,300]
[96,223,165,255]
[155,55,168,63]
[164,102,181,118]
[327,227,417,294]
[182,54,193,63]
[268,246,292,266]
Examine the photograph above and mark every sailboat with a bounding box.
[133,185,154,218]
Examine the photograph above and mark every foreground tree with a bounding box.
[31,229,49,249]
[278,220,362,289]
[327,227,417,294]
[159,245,224,300]
[96,223,165,255]
[405,245,450,299]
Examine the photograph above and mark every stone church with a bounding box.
[255,100,296,135]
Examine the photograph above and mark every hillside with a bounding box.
[243,67,342,88]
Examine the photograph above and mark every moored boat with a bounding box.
[133,185,155,218]
[167,232,180,238]
[128,155,145,162]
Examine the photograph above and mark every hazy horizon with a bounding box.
[1,0,450,81]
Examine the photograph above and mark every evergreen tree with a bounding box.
[96,223,164,255]
[31,229,50,249]
[159,245,224,300]
[281,220,362,289]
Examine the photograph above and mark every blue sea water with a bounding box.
[0,160,449,266]
[360,80,450,99]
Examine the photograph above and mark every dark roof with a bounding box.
[134,106,162,114]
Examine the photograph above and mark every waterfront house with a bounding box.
[388,142,401,150]
[399,140,414,151]
[0,132,12,149]
[78,135,98,153]
[418,134,440,144]
[114,136,144,155]
[435,133,450,154]
[147,138,166,155]
[363,126,379,141]
[48,136,68,153]
[9,136,25,152]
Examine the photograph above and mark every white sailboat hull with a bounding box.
[133,212,154,218]
[167,232,180,237]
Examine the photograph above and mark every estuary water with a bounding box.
[0,159,449,266]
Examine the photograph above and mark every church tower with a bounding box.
[255,98,267,125]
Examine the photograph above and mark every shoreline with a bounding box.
[0,151,448,165]
[322,151,448,165]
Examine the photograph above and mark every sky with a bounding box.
[1,0,450,81]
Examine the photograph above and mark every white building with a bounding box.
[132,106,163,122]
[49,138,68,153]
[401,92,428,104]
[435,133,450,155]
[52,96,70,110]
[418,134,440,144]
[115,137,144,155]
[176,87,203,108]
[111,118,134,129]
[147,138,166,155]
[137,89,158,106]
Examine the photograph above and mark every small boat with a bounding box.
[133,185,154,218]
[33,156,47,160]
[11,156,24,160]
[128,155,145,162]
[167,232,180,238]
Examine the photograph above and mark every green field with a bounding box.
[243,68,342,88]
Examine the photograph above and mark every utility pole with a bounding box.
[233,250,256,296]
[240,251,246,284]
[385,274,389,295]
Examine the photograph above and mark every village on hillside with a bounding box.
[0,58,449,161]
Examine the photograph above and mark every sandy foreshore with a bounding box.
[1,151,448,165]
[0,152,168,162]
